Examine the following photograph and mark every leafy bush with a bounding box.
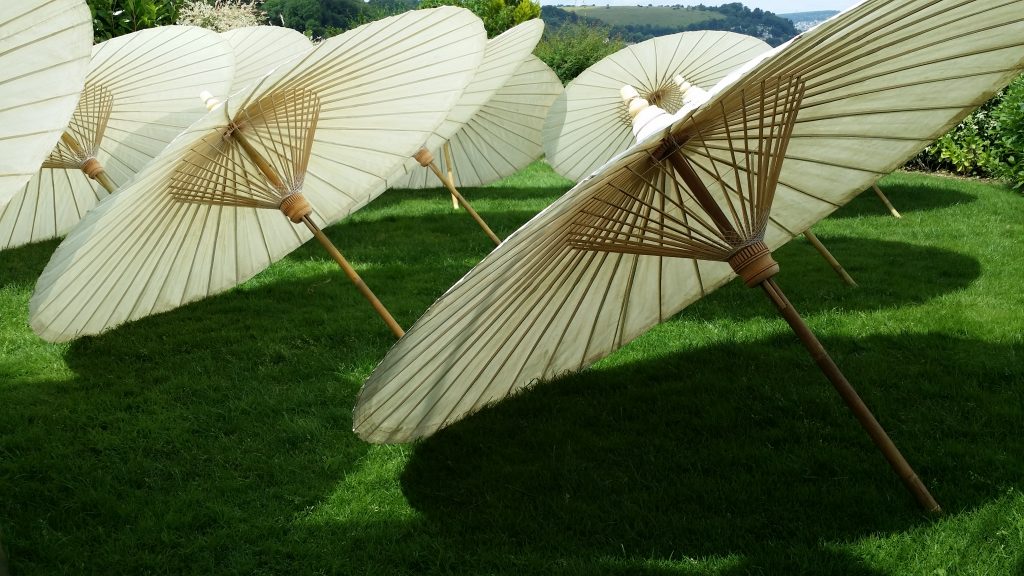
[533,22,626,84]
[993,74,1024,190]
[88,0,181,41]
[419,0,540,37]
[910,73,1024,191]
[177,0,265,31]
[913,101,1003,177]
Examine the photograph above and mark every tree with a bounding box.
[533,21,625,84]
[262,0,321,32]
[419,0,540,37]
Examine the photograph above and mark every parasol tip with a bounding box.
[621,84,650,119]
[627,97,650,120]
[620,84,640,104]
[199,90,220,111]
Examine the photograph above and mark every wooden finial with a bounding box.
[413,147,433,167]
[728,241,779,287]
[81,157,104,179]
[279,192,312,223]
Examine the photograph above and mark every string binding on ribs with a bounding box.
[168,87,322,219]
[43,82,114,169]
[566,75,806,268]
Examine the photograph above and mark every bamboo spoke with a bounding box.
[873,183,902,219]
[167,88,405,338]
[804,229,857,286]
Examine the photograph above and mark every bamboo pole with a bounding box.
[666,148,938,511]
[873,184,902,219]
[415,148,501,246]
[61,133,117,193]
[302,216,405,339]
[233,128,405,339]
[426,162,501,246]
[804,229,857,286]
[759,277,940,513]
[444,142,459,210]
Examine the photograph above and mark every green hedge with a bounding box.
[911,73,1024,191]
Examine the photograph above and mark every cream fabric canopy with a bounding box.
[0,0,91,206]
[30,7,487,342]
[389,19,546,189]
[0,26,235,250]
[354,0,1024,443]
[221,26,313,90]
[544,30,770,183]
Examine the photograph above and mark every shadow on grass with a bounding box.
[0,238,60,289]
[680,237,980,323]
[397,332,1022,575]
[828,179,976,220]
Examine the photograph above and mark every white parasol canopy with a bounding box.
[388,19,547,244]
[220,25,313,90]
[0,26,235,250]
[30,7,487,342]
[0,0,91,207]
[543,30,770,183]
[393,54,563,189]
[354,0,1024,509]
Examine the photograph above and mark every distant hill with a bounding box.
[560,6,726,28]
[779,10,840,32]
[542,3,798,46]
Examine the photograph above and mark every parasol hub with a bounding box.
[413,147,434,167]
[728,241,779,287]
[279,192,312,223]
[80,157,104,180]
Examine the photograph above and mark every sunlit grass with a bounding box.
[1,165,1021,575]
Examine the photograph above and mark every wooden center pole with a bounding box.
[426,162,501,246]
[443,142,459,210]
[415,148,501,246]
[873,184,902,219]
[758,276,940,513]
[301,215,405,339]
[61,133,117,194]
[667,148,939,511]
[232,127,405,339]
[804,229,857,286]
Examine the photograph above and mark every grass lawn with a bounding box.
[561,6,725,28]
[1,163,1022,575]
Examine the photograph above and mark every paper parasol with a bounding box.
[0,0,91,205]
[390,19,546,245]
[541,30,858,286]
[30,6,487,342]
[394,54,563,204]
[221,26,313,90]
[356,0,1024,510]
[543,30,770,183]
[0,26,235,250]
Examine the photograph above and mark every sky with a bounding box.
[540,1,860,13]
